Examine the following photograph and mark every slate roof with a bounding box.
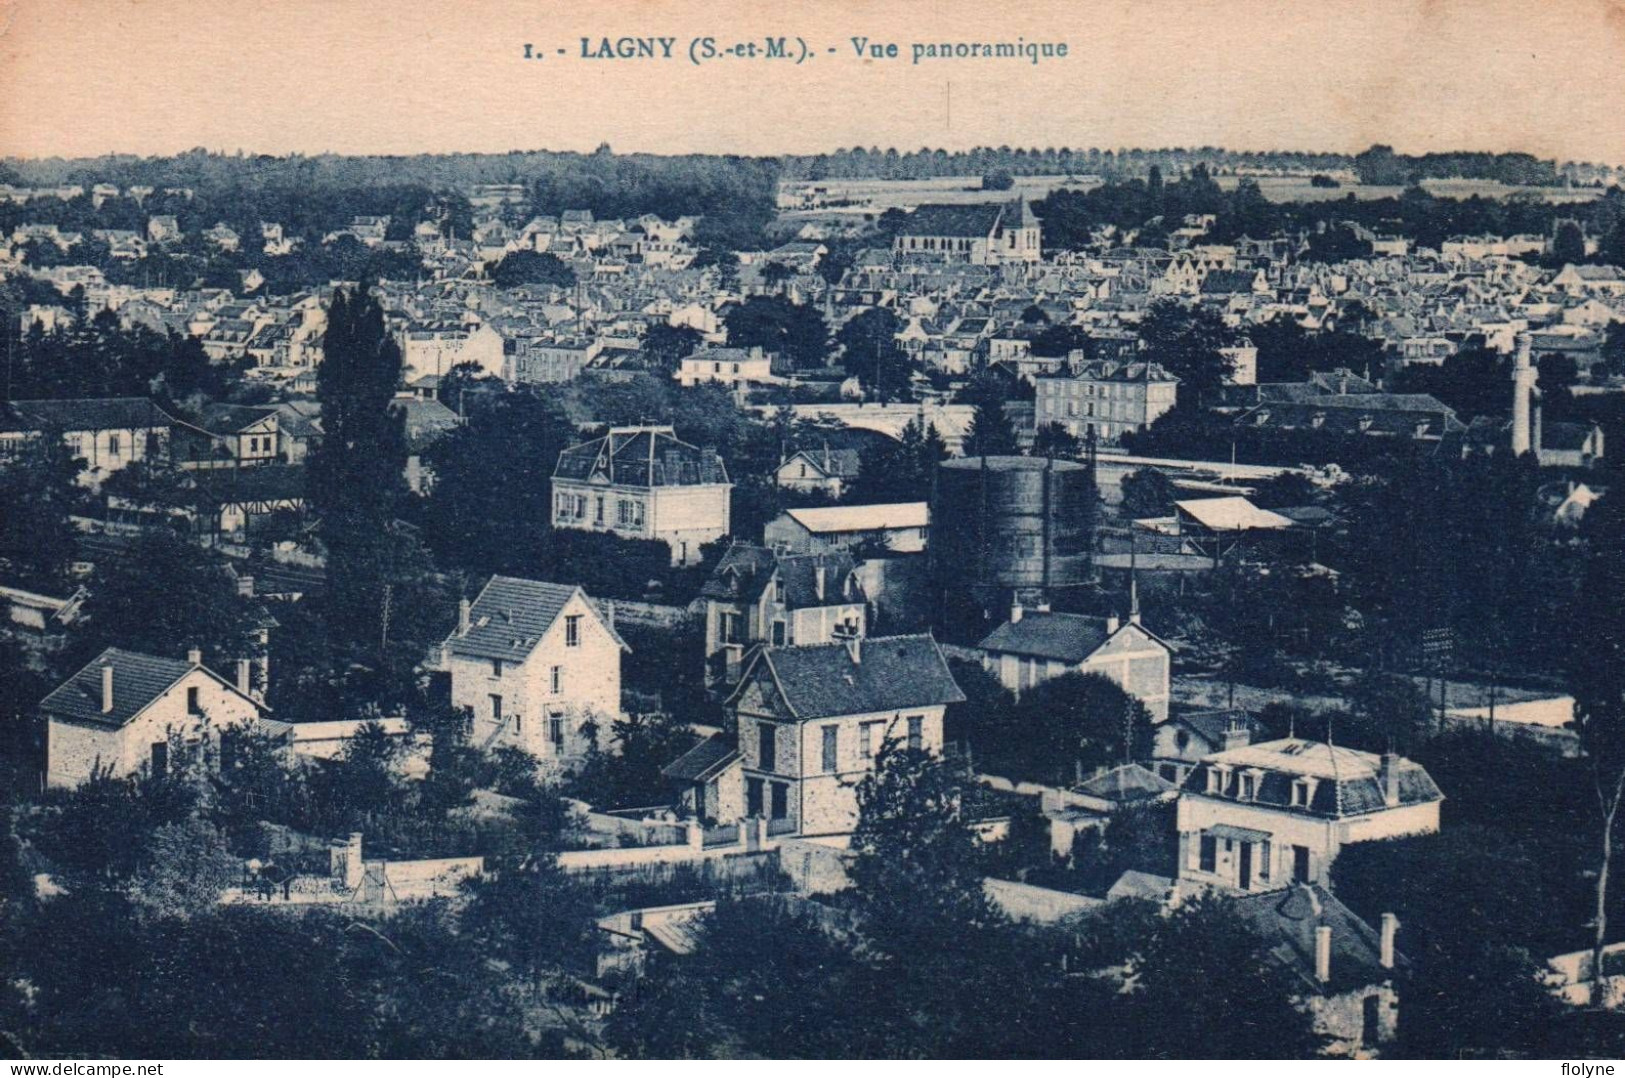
[553,426,729,488]
[1230,883,1405,995]
[195,403,278,435]
[785,447,862,479]
[732,634,964,721]
[1,398,176,434]
[978,611,1115,664]
[899,203,1008,239]
[1073,763,1177,802]
[444,575,628,662]
[39,646,249,729]
[660,732,741,784]
[1185,738,1443,819]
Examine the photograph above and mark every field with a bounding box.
[778,173,1606,217]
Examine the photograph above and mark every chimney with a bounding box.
[1380,752,1400,807]
[100,662,114,713]
[1315,925,1332,984]
[187,647,202,666]
[1010,600,1024,624]
[844,634,861,665]
[815,565,826,601]
[1106,613,1120,635]
[458,598,471,636]
[236,574,254,598]
[236,659,252,696]
[1222,714,1252,751]
[1380,912,1399,970]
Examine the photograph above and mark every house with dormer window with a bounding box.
[1176,738,1442,894]
[437,575,628,769]
[698,544,867,686]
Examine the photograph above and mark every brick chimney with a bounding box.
[1315,924,1332,984]
[187,648,202,665]
[100,662,114,713]
[458,598,471,636]
[1010,600,1024,624]
[1222,714,1252,751]
[1105,613,1120,634]
[1380,912,1399,970]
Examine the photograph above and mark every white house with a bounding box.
[1176,738,1443,894]
[438,576,628,770]
[552,426,732,566]
[775,446,862,499]
[763,502,929,555]
[976,603,1172,721]
[40,646,268,788]
[697,544,868,686]
[674,346,775,389]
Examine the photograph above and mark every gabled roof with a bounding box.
[1,397,176,434]
[782,502,928,535]
[1073,762,1177,802]
[444,575,628,662]
[39,646,260,729]
[660,732,741,784]
[730,634,964,721]
[1230,883,1405,994]
[195,403,279,435]
[978,611,1116,663]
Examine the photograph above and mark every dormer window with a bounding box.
[1206,766,1227,795]
[1239,772,1257,801]
[1291,778,1317,808]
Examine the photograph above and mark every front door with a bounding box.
[1238,842,1253,890]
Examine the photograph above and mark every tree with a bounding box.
[720,295,828,371]
[488,250,576,289]
[127,818,239,920]
[308,287,409,675]
[848,743,997,957]
[970,672,1152,786]
[835,307,911,400]
[1553,220,1588,267]
[0,430,84,585]
[1573,488,1625,998]
[74,528,263,670]
[1139,300,1236,402]
[1120,466,1178,520]
[1031,421,1082,460]
[760,261,794,293]
[640,323,703,375]
[963,399,1018,457]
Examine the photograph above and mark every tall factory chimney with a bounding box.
[1511,332,1537,457]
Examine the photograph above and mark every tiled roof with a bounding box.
[40,647,204,728]
[979,611,1115,664]
[737,634,964,721]
[444,575,627,662]
[196,403,278,434]
[898,203,1007,239]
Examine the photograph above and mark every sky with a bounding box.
[3,0,1625,163]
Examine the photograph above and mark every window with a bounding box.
[746,777,764,816]
[1292,845,1311,883]
[770,782,788,820]
[549,716,564,752]
[906,715,923,752]
[759,723,777,772]
[860,721,880,760]
[1199,834,1217,873]
[490,658,503,678]
[1206,767,1225,795]
[489,693,503,720]
[108,434,121,457]
[594,496,605,525]
[1240,773,1257,801]
[151,741,169,778]
[721,613,741,645]
[186,686,201,715]
[551,665,563,694]
[565,615,581,647]
[821,725,838,772]
[771,621,786,647]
